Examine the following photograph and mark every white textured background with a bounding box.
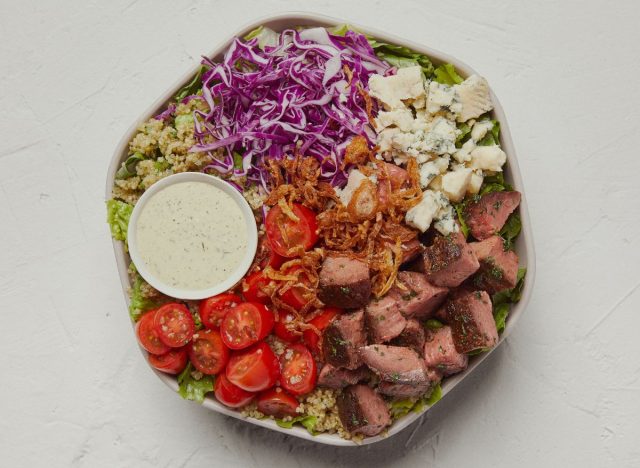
[1,1,639,467]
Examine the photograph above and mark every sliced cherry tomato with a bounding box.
[214,373,255,408]
[256,387,300,418]
[279,343,317,395]
[303,307,341,356]
[265,203,318,258]
[279,266,313,310]
[221,302,274,350]
[199,293,241,329]
[242,271,272,304]
[256,236,285,270]
[188,329,229,375]
[135,310,170,355]
[226,341,280,392]
[148,347,188,374]
[153,303,195,348]
[274,311,301,343]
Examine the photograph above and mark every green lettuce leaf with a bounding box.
[491,268,527,333]
[476,120,501,146]
[243,26,278,49]
[128,267,159,321]
[174,66,206,102]
[275,415,318,435]
[493,303,510,334]
[456,122,472,147]
[433,63,463,85]
[453,202,470,239]
[479,172,512,195]
[177,363,214,403]
[233,151,244,170]
[369,41,434,78]
[115,153,144,179]
[425,319,444,330]
[106,199,133,242]
[500,213,522,250]
[389,398,417,419]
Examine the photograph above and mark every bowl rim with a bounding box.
[105,10,536,447]
[126,172,258,300]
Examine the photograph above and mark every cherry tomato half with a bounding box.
[226,341,280,392]
[188,329,229,375]
[274,311,301,343]
[199,293,241,329]
[148,347,188,375]
[135,310,170,355]
[265,203,318,258]
[153,303,195,348]
[279,343,317,395]
[257,387,300,418]
[242,271,272,304]
[221,302,274,350]
[303,307,341,356]
[256,236,286,270]
[214,373,255,408]
[279,266,314,310]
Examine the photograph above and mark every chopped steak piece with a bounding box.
[469,236,519,294]
[389,271,449,319]
[337,385,391,436]
[422,232,480,287]
[365,296,407,343]
[359,345,429,385]
[390,319,426,355]
[318,255,371,308]
[423,326,469,375]
[318,364,369,389]
[322,309,366,369]
[445,290,498,353]
[378,379,433,399]
[465,191,521,240]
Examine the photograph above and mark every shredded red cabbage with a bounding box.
[190,28,389,190]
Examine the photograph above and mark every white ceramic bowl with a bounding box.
[126,172,258,300]
[105,11,536,446]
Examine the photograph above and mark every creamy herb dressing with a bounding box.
[136,181,248,291]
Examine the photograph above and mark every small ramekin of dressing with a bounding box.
[127,172,258,300]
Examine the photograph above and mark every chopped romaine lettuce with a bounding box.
[476,120,501,146]
[456,122,472,147]
[493,303,510,334]
[174,66,206,102]
[232,151,244,170]
[243,25,278,49]
[115,153,144,179]
[128,267,158,321]
[433,63,463,85]
[453,202,470,238]
[425,319,444,330]
[177,363,214,403]
[500,213,522,250]
[390,383,443,420]
[275,415,318,435]
[491,268,527,333]
[106,199,133,242]
[369,40,434,77]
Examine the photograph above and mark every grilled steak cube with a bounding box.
[465,191,521,240]
[445,290,498,353]
[470,236,519,294]
[390,319,426,355]
[423,326,469,375]
[337,385,391,437]
[318,255,371,308]
[378,380,433,399]
[365,295,407,343]
[389,271,449,319]
[422,232,480,287]
[359,345,429,385]
[318,364,369,389]
[322,309,366,369]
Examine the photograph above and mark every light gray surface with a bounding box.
[1,0,639,467]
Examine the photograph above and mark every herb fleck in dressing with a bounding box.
[136,181,248,291]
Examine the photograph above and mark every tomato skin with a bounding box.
[256,236,286,270]
[188,329,229,375]
[221,302,274,350]
[242,271,272,304]
[273,312,301,343]
[303,307,341,356]
[257,387,300,418]
[279,343,317,395]
[136,310,171,355]
[199,293,241,329]
[214,373,255,408]
[148,347,188,375]
[265,203,319,258]
[279,266,313,310]
[226,342,280,392]
[153,303,195,348]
